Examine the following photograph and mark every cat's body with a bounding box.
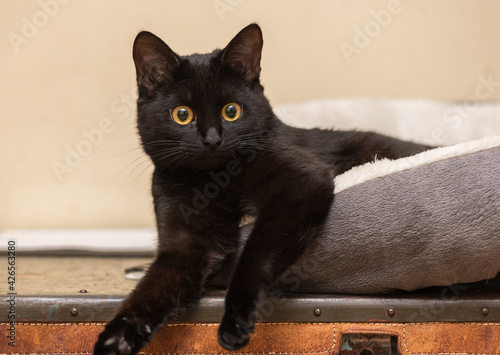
[94,24,430,354]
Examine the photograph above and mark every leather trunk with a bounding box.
[1,256,499,354]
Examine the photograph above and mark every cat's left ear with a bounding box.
[221,24,263,83]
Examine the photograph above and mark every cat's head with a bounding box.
[133,24,275,171]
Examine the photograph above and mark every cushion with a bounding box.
[272,136,500,293]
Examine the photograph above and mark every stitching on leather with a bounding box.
[142,323,337,355]
[0,322,326,327]
[140,324,337,355]
[402,323,500,355]
[0,322,107,326]
[331,323,337,353]
[0,322,336,355]
[165,322,326,327]
[405,322,500,326]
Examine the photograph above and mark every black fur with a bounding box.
[94,24,430,354]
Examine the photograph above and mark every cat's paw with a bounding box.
[94,315,151,355]
[217,313,254,350]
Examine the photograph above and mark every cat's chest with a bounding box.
[157,149,313,212]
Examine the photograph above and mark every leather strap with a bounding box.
[1,321,499,354]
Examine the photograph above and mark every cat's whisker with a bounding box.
[112,153,152,182]
[149,148,184,159]
[155,149,191,168]
[129,159,154,184]
[229,151,244,166]
[112,145,185,184]
[133,161,155,185]
[125,157,155,184]
[143,140,182,147]
[104,146,145,159]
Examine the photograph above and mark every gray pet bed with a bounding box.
[239,136,500,294]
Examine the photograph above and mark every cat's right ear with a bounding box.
[133,31,180,96]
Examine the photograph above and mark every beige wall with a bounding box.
[2,0,500,229]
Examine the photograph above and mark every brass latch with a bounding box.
[341,334,399,355]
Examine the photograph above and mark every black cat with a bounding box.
[94,24,430,353]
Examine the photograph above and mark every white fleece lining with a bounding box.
[334,136,500,194]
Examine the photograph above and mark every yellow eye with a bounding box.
[171,106,194,125]
[222,103,242,121]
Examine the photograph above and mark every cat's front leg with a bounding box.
[218,165,334,350]
[94,234,219,355]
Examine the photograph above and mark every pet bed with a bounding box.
[238,98,500,294]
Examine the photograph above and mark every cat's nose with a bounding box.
[203,127,222,151]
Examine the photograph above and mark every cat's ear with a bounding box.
[221,24,263,83]
[133,31,180,95]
